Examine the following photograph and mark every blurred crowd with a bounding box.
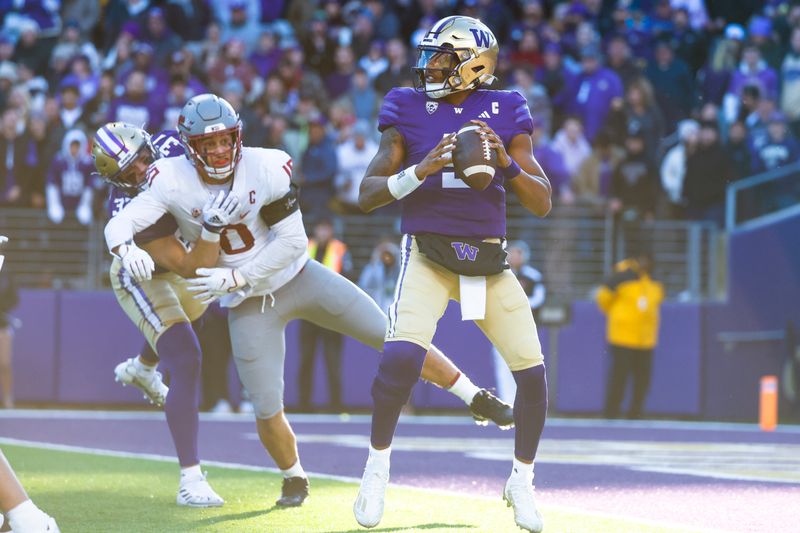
[0,0,797,231]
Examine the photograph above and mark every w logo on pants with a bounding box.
[469,29,491,48]
[451,242,479,262]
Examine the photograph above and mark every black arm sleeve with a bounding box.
[259,183,300,227]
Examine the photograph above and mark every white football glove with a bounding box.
[118,241,155,282]
[47,202,64,224]
[202,190,241,234]
[0,235,7,272]
[187,267,248,304]
[76,202,92,225]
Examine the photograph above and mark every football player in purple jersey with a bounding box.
[93,122,241,507]
[354,16,552,532]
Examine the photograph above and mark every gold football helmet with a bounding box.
[413,16,499,99]
[92,122,156,191]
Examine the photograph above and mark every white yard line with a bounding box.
[0,436,737,533]
[1,408,798,434]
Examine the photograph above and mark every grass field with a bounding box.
[3,444,700,533]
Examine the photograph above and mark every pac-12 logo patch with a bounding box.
[426,101,438,115]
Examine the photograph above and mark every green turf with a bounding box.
[2,444,694,533]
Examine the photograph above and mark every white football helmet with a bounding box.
[413,16,499,99]
[178,94,242,181]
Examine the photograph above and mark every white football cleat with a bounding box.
[503,475,544,533]
[210,399,233,414]
[353,459,389,528]
[114,357,169,406]
[177,472,224,508]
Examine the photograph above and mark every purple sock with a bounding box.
[370,341,427,448]
[156,322,202,467]
[511,364,548,462]
[140,341,158,365]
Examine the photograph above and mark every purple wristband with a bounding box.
[500,159,521,181]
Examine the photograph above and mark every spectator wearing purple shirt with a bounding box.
[536,42,575,133]
[700,24,747,105]
[116,42,169,96]
[45,129,96,225]
[165,50,207,97]
[751,112,800,174]
[102,0,151,51]
[531,117,570,199]
[142,7,183,68]
[107,70,164,134]
[248,30,282,79]
[725,45,779,120]
[325,46,356,101]
[565,45,624,142]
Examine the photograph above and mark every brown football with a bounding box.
[452,122,498,190]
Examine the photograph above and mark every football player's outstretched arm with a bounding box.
[140,235,219,279]
[104,188,170,255]
[358,127,456,212]
[506,133,552,217]
[358,127,407,212]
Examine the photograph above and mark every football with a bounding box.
[452,122,498,190]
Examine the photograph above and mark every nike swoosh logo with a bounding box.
[240,211,251,220]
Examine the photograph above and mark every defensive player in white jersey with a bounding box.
[93,122,240,508]
[0,237,59,532]
[105,94,514,507]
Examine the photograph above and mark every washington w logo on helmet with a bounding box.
[469,29,491,48]
[413,16,498,100]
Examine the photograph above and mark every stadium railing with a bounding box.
[725,161,800,232]
[1,206,717,301]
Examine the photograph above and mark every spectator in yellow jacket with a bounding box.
[596,251,664,419]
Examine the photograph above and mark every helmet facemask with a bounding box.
[92,123,157,193]
[413,46,463,99]
[413,16,499,100]
[181,124,242,181]
[110,142,157,192]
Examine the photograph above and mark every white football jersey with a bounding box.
[105,147,308,297]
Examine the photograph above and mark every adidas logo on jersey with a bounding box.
[479,111,491,119]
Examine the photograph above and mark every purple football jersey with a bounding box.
[378,88,533,238]
[106,130,182,246]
